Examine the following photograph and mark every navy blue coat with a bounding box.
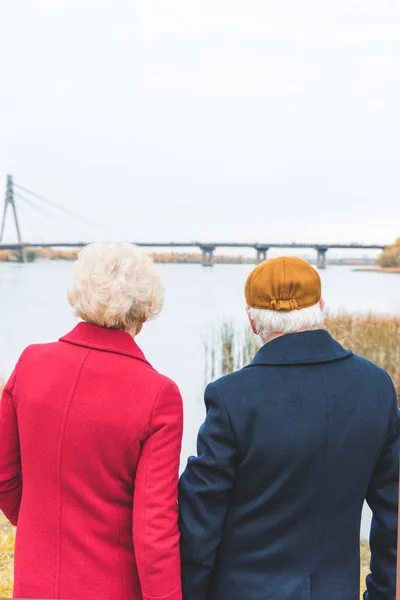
[179,330,399,600]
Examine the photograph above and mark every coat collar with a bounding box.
[59,322,151,365]
[249,329,352,367]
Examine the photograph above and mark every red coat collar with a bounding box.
[60,322,151,365]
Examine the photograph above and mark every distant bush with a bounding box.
[377,238,400,268]
[25,249,37,263]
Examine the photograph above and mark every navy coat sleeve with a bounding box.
[364,383,399,600]
[179,382,236,600]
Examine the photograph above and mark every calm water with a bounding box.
[1,262,399,537]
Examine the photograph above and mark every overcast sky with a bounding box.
[0,0,399,246]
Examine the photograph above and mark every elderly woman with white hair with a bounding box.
[0,243,183,600]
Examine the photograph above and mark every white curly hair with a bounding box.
[248,302,324,342]
[68,242,164,330]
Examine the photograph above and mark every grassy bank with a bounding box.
[0,249,256,264]
[353,268,400,274]
[360,540,370,595]
[0,513,15,597]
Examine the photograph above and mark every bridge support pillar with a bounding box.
[316,247,328,269]
[15,244,26,263]
[256,246,269,264]
[200,245,215,267]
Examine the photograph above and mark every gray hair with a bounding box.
[248,302,324,342]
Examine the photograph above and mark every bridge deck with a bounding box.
[0,242,386,250]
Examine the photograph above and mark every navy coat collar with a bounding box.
[60,322,151,365]
[250,329,352,366]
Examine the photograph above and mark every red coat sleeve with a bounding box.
[133,379,183,600]
[0,368,22,526]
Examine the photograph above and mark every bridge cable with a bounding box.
[15,193,88,240]
[13,182,109,233]
[14,193,70,244]
[14,193,89,240]
[18,202,46,244]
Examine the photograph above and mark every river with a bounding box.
[1,261,399,537]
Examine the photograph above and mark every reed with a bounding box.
[204,319,260,381]
[324,313,400,398]
[205,313,400,402]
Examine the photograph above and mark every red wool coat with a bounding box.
[0,323,183,600]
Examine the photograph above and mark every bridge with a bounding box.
[0,175,387,268]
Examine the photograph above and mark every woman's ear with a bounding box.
[319,298,325,311]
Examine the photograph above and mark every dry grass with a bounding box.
[377,238,400,268]
[206,313,400,403]
[0,513,15,597]
[354,267,400,274]
[324,313,400,399]
[360,539,371,597]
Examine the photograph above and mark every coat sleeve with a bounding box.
[0,368,22,526]
[133,379,183,600]
[364,383,399,600]
[179,382,237,600]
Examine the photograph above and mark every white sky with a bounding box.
[0,0,399,246]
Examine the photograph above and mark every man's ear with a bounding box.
[246,305,259,335]
[319,298,325,311]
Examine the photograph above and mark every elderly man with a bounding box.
[179,257,399,600]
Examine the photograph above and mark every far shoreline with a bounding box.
[353,267,400,274]
[0,248,384,267]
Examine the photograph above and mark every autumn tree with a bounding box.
[377,238,400,268]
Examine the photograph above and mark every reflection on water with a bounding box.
[1,262,398,537]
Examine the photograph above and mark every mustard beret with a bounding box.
[245,256,322,311]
